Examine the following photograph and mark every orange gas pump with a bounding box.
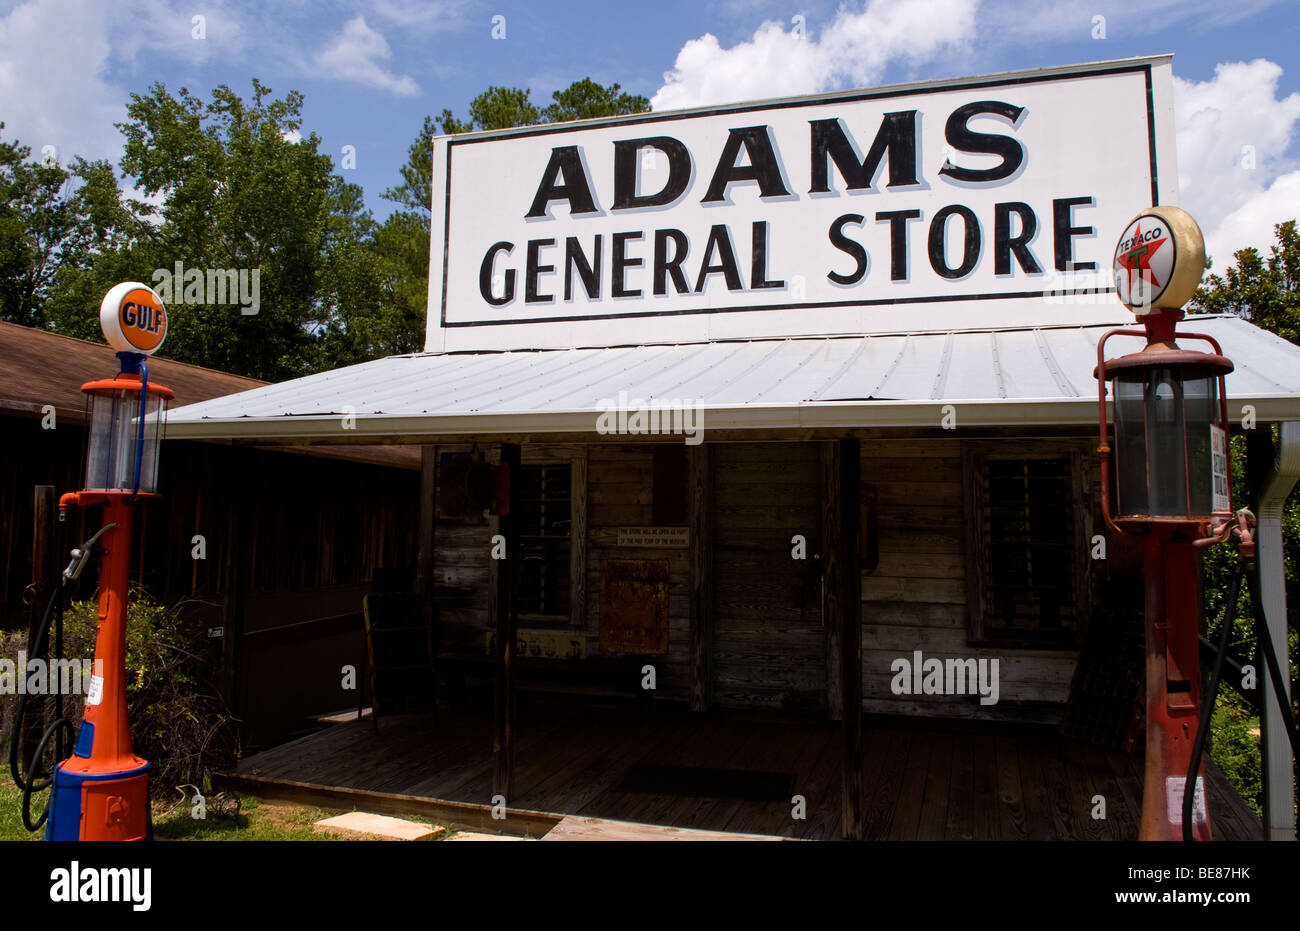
[40,282,172,841]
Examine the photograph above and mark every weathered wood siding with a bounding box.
[433,444,694,699]
[712,443,824,711]
[860,437,1093,720]
[431,436,1098,723]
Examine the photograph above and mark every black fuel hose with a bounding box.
[6,581,73,831]
[1185,559,1300,841]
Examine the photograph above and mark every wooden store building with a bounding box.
[165,57,1300,840]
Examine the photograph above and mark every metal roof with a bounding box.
[163,315,1300,441]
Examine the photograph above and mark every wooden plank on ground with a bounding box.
[540,815,787,841]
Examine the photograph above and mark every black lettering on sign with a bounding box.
[701,127,792,204]
[612,232,644,298]
[694,224,743,292]
[809,112,918,193]
[875,209,921,282]
[750,221,783,289]
[1053,196,1097,271]
[993,202,1042,275]
[653,229,691,296]
[526,238,557,303]
[480,241,516,306]
[564,236,602,301]
[526,146,599,218]
[939,101,1026,184]
[613,137,692,210]
[828,214,868,286]
[928,205,981,279]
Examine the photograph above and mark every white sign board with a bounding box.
[427,57,1178,352]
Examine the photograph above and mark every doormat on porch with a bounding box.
[616,765,795,802]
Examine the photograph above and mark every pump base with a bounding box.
[45,761,152,842]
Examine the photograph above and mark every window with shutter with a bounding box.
[964,446,1087,646]
[515,463,572,618]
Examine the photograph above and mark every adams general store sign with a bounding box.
[426,56,1178,352]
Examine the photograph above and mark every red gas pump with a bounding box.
[1095,207,1234,841]
[42,282,173,841]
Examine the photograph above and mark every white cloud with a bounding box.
[367,0,473,33]
[1204,171,1300,269]
[1172,60,1300,267]
[0,0,124,163]
[650,0,978,111]
[651,3,1297,269]
[314,16,419,97]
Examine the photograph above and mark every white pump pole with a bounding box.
[1259,420,1300,841]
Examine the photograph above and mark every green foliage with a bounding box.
[367,77,650,361]
[1193,220,1300,820]
[544,78,650,123]
[58,591,238,797]
[5,75,650,376]
[1208,691,1263,816]
[0,125,144,329]
[1192,220,1300,345]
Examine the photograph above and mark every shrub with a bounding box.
[2,591,237,799]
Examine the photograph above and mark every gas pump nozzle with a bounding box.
[62,523,118,583]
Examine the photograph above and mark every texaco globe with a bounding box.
[1112,205,1206,315]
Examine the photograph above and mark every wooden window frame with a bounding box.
[518,446,587,629]
[962,440,1091,649]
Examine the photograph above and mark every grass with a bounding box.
[0,780,455,841]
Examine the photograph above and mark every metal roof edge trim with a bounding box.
[162,395,1300,442]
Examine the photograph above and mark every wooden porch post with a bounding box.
[689,444,713,712]
[491,443,521,802]
[23,485,56,765]
[825,439,863,839]
[414,446,437,632]
[219,461,248,721]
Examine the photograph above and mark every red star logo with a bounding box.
[1118,222,1167,293]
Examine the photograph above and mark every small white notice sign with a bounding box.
[1210,424,1230,512]
[617,527,689,548]
[86,674,103,707]
[1166,775,1207,825]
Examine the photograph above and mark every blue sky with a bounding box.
[2,0,1297,263]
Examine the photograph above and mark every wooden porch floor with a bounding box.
[235,700,1263,841]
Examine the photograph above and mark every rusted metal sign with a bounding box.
[598,559,670,654]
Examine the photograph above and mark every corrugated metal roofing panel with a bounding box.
[163,315,1300,439]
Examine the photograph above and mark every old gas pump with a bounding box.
[43,282,174,841]
[1095,207,1235,841]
